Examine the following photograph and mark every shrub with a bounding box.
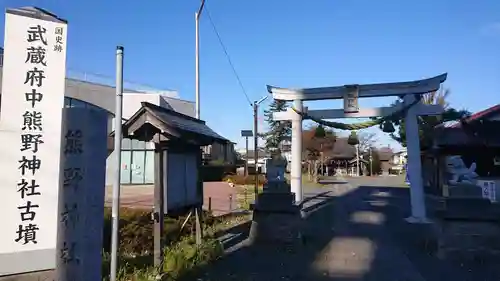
[222,174,266,186]
[163,237,224,280]
[102,207,217,255]
[201,164,236,182]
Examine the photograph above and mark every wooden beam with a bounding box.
[267,73,447,101]
[273,104,444,121]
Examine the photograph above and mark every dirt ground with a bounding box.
[104,181,238,216]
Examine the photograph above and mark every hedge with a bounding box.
[222,174,266,186]
[201,164,236,182]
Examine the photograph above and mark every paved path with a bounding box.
[186,177,429,281]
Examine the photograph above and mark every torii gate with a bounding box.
[268,73,447,223]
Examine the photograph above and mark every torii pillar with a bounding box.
[268,73,447,223]
[291,100,304,203]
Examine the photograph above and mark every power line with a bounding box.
[205,6,253,107]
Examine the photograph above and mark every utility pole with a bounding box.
[245,136,249,176]
[356,144,360,177]
[369,147,373,176]
[253,96,268,198]
[253,102,259,197]
[195,0,206,119]
[110,46,124,281]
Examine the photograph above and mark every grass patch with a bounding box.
[284,173,331,188]
[235,184,263,210]
[100,207,250,280]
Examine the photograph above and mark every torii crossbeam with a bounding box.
[268,73,447,223]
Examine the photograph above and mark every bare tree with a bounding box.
[302,125,336,182]
[357,130,378,153]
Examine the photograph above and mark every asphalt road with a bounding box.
[190,175,500,281]
[187,176,429,281]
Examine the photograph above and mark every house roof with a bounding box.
[436,104,500,129]
[376,147,394,161]
[243,149,268,159]
[325,138,356,160]
[433,104,500,147]
[120,102,227,146]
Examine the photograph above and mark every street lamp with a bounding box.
[253,95,269,197]
[195,0,206,119]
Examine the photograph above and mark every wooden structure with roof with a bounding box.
[119,101,228,267]
[423,104,500,259]
[121,101,228,212]
[423,104,500,197]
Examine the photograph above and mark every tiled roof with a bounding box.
[121,102,227,144]
[325,138,356,160]
[436,104,500,129]
[144,102,227,141]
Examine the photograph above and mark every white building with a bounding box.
[390,147,408,174]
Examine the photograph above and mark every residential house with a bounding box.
[202,141,237,165]
[377,147,394,175]
[389,147,407,174]
[236,147,269,174]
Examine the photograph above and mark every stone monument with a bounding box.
[248,150,303,246]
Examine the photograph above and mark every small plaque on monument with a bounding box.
[264,152,290,193]
[265,156,287,183]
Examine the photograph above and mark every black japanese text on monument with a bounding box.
[0,8,68,276]
[59,129,84,267]
[15,24,48,246]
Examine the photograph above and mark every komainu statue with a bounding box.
[265,149,287,183]
[445,155,478,185]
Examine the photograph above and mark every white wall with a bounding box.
[106,93,161,185]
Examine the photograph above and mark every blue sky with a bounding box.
[1,0,499,150]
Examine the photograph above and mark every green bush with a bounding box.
[223,174,266,186]
[201,164,236,182]
[102,207,218,255]
[163,237,224,280]
[101,237,224,281]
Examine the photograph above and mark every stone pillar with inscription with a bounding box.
[55,107,108,281]
[249,151,303,246]
[0,7,68,276]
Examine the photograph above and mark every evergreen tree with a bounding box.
[262,100,291,152]
[380,88,471,148]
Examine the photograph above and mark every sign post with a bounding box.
[241,130,253,176]
[0,7,68,275]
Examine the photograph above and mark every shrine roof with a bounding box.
[120,102,228,145]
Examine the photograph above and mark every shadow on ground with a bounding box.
[180,181,500,281]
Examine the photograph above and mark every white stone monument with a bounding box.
[0,7,67,276]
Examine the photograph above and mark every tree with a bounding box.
[357,131,378,153]
[381,87,471,147]
[361,147,382,176]
[302,125,336,181]
[262,100,291,152]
